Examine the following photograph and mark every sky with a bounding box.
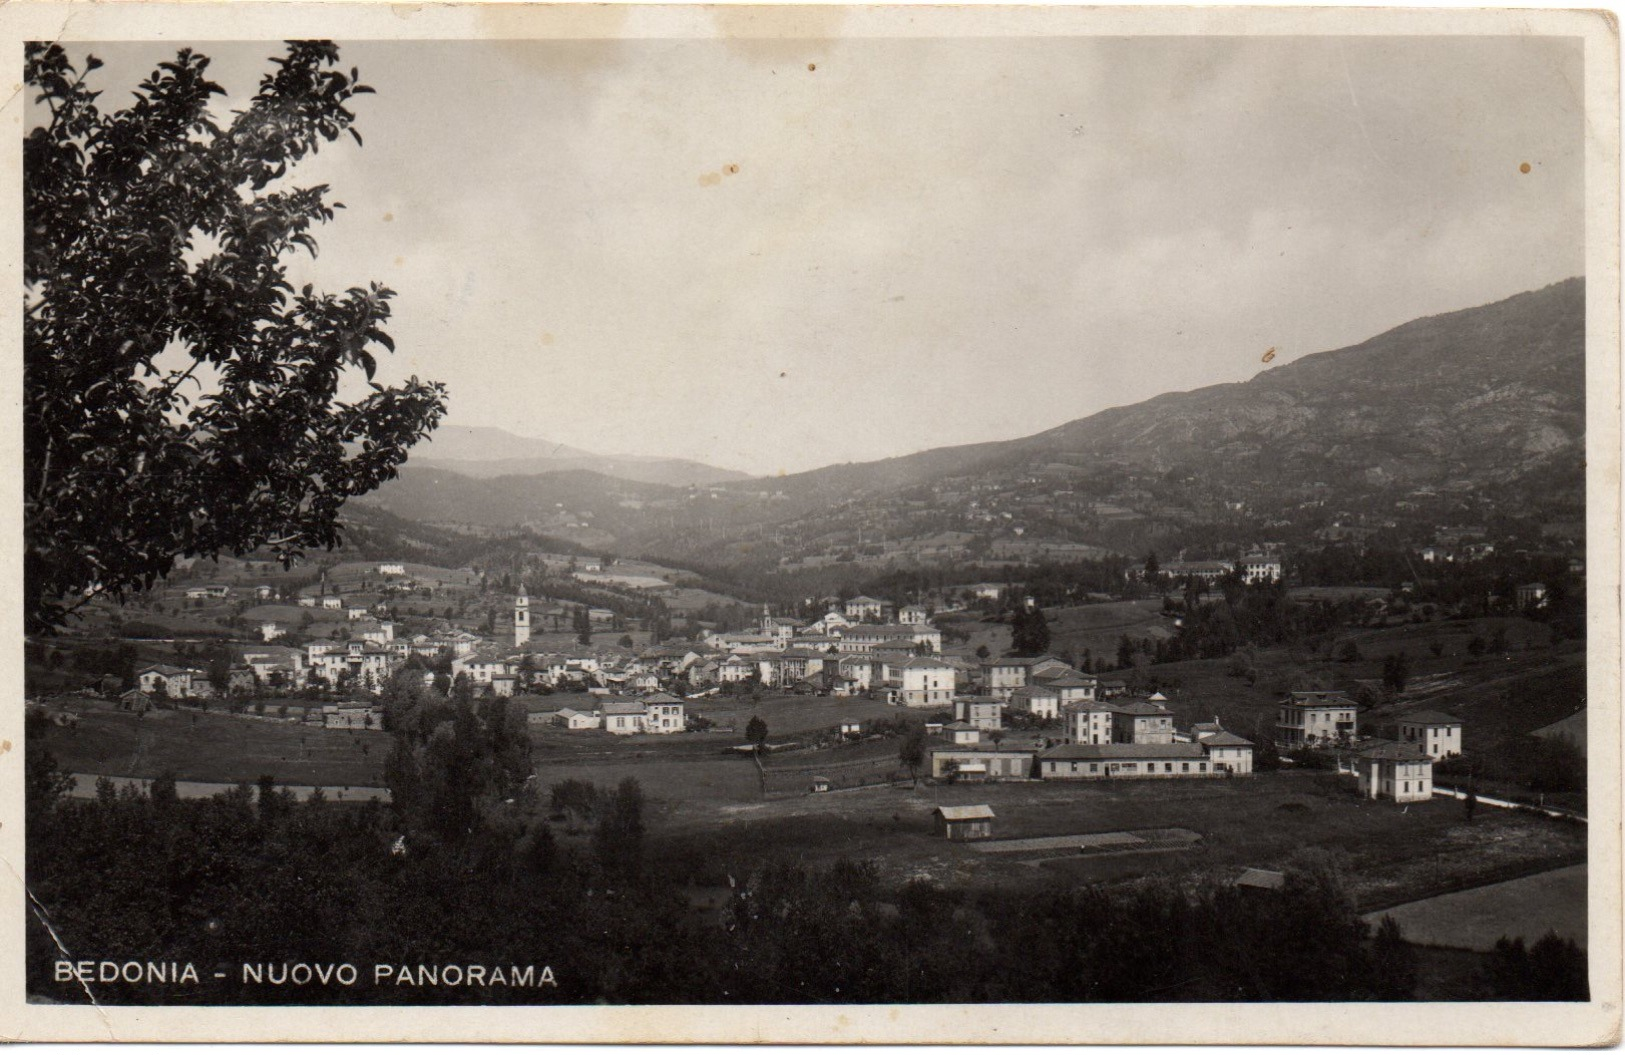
[71,35,1585,476]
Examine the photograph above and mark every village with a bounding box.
[36,555,1487,817]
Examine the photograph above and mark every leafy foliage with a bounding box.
[24,42,446,632]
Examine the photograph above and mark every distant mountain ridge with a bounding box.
[414,425,751,487]
[368,278,1586,562]
[760,278,1585,499]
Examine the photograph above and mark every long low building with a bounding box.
[1039,742,1229,780]
[928,742,1036,781]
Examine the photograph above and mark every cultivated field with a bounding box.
[1369,864,1588,950]
[32,702,390,788]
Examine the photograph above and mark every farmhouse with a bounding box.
[602,699,646,735]
[1355,740,1434,803]
[933,804,995,841]
[552,707,601,730]
[1276,690,1358,747]
[136,664,199,698]
[321,595,344,610]
[323,703,379,730]
[1396,710,1463,760]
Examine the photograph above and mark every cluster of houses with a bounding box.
[1124,550,1284,586]
[1277,689,1462,804]
[530,692,689,735]
[925,688,1257,783]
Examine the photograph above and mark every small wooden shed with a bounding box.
[934,804,995,841]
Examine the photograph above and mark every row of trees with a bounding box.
[26,726,1586,1005]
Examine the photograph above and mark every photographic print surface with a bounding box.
[5,2,1620,1045]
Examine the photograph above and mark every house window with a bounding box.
[1199,763,1207,772]
[1182,763,1190,772]
[1402,781,1409,793]
[1089,763,1099,773]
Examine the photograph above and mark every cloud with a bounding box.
[61,36,1584,475]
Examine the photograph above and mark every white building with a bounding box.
[1356,741,1434,803]
[1238,552,1283,584]
[1396,710,1463,760]
[1277,691,1358,747]
[514,584,531,647]
[1008,684,1062,720]
[890,657,955,708]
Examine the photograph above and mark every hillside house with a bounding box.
[1396,710,1463,760]
[259,621,281,642]
[1037,674,1098,705]
[185,584,231,600]
[942,721,982,745]
[953,696,1003,731]
[1008,684,1062,719]
[321,595,344,610]
[119,689,154,714]
[805,609,854,635]
[298,596,317,607]
[1277,691,1358,747]
[844,595,892,622]
[1098,678,1129,698]
[1356,741,1434,803]
[378,563,406,575]
[899,604,930,625]
[933,804,995,840]
[979,655,1046,700]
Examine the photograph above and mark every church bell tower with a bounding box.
[514,584,531,647]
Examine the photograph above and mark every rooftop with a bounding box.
[1040,743,1205,761]
[1397,709,1463,726]
[934,805,995,821]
